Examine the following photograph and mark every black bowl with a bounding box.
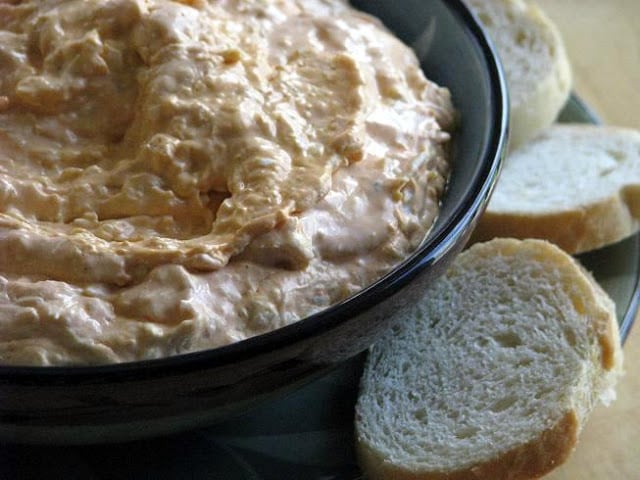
[0,0,508,444]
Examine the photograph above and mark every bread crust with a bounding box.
[357,410,579,480]
[471,199,640,254]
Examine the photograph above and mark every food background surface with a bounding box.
[534,1,639,478]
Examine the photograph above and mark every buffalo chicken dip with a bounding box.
[0,0,455,365]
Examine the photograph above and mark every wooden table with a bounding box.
[532,1,640,478]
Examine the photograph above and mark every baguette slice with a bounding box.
[355,238,623,480]
[464,0,572,149]
[472,125,640,254]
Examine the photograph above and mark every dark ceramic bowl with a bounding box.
[0,0,508,444]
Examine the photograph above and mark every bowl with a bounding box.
[0,0,508,444]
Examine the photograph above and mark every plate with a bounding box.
[2,96,638,479]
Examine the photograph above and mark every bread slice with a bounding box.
[355,238,623,480]
[472,124,640,254]
[464,0,572,149]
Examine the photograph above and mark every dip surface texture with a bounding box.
[0,0,454,365]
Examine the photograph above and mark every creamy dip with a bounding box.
[0,0,455,365]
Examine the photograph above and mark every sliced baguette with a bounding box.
[464,0,572,149]
[472,124,640,254]
[355,238,623,480]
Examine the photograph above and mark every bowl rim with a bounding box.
[0,0,509,381]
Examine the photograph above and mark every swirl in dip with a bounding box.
[0,0,455,365]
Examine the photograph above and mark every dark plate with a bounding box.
[0,0,508,445]
[1,95,637,480]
